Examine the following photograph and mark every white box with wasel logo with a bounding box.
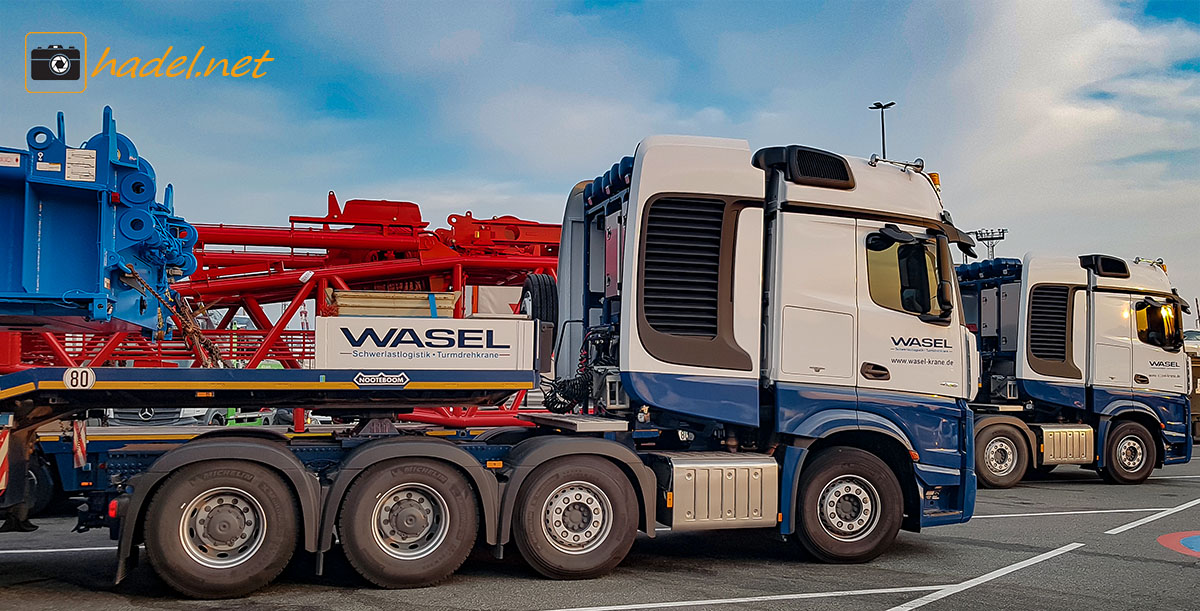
[315,316,536,371]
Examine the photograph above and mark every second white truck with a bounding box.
[959,255,1192,487]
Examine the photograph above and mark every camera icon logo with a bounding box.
[25,32,87,93]
[31,45,82,80]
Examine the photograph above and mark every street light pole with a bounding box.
[869,101,895,158]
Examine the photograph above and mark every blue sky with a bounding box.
[2,0,1199,310]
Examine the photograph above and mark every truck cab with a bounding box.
[553,136,978,561]
[959,254,1192,487]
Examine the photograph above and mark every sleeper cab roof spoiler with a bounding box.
[752,145,976,257]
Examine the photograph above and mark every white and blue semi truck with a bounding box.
[1,136,979,598]
[959,255,1192,488]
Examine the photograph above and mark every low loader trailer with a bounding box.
[2,136,979,598]
[959,256,1192,488]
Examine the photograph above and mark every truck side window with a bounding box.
[1136,299,1182,350]
[866,239,943,317]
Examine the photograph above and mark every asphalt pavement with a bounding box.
[2,461,1199,610]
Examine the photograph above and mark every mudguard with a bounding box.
[115,437,321,584]
[316,437,501,550]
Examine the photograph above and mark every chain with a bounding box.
[124,264,230,368]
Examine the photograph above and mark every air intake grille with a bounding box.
[1028,285,1070,361]
[642,198,724,337]
[794,149,851,183]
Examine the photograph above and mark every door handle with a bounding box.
[1134,374,1149,385]
[860,362,891,381]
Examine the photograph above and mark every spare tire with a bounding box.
[520,274,558,336]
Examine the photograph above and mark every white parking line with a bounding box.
[974,507,1167,519]
[886,542,1085,611]
[539,585,952,611]
[1150,475,1200,480]
[1104,497,1200,535]
[0,546,117,555]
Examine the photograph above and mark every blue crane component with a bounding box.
[0,107,197,334]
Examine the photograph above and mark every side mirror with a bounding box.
[938,280,955,314]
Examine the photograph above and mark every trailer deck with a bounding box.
[1,366,538,430]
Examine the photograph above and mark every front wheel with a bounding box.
[144,460,298,598]
[513,456,637,579]
[1101,421,1156,485]
[794,447,903,563]
[975,424,1028,489]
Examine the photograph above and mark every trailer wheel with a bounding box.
[1100,421,1156,485]
[513,456,637,579]
[338,459,478,588]
[144,460,298,598]
[975,424,1028,489]
[28,457,56,516]
[520,273,558,335]
[794,447,902,563]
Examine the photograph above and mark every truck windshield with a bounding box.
[1135,299,1183,350]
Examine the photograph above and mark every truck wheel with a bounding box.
[975,424,1028,489]
[144,460,298,598]
[520,274,558,335]
[512,456,637,579]
[338,459,478,588]
[794,447,903,563]
[28,458,56,516]
[1100,421,1156,485]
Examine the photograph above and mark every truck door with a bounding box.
[1090,292,1133,397]
[855,220,962,397]
[1131,296,1188,395]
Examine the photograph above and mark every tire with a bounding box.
[27,457,56,516]
[794,447,903,563]
[520,273,558,336]
[975,424,1028,489]
[1100,421,1156,485]
[144,460,298,598]
[338,459,478,588]
[206,410,226,426]
[512,456,637,579]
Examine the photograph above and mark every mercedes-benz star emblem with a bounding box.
[138,407,155,421]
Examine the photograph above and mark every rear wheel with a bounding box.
[144,460,298,598]
[975,424,1028,489]
[794,447,903,563]
[513,456,637,579]
[27,457,56,516]
[1100,421,1156,485]
[338,459,478,588]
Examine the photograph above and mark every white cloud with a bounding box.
[930,1,1200,303]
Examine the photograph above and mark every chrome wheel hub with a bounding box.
[1116,435,1146,472]
[541,481,613,554]
[179,487,265,569]
[985,436,1018,477]
[372,483,449,560]
[817,475,880,541]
